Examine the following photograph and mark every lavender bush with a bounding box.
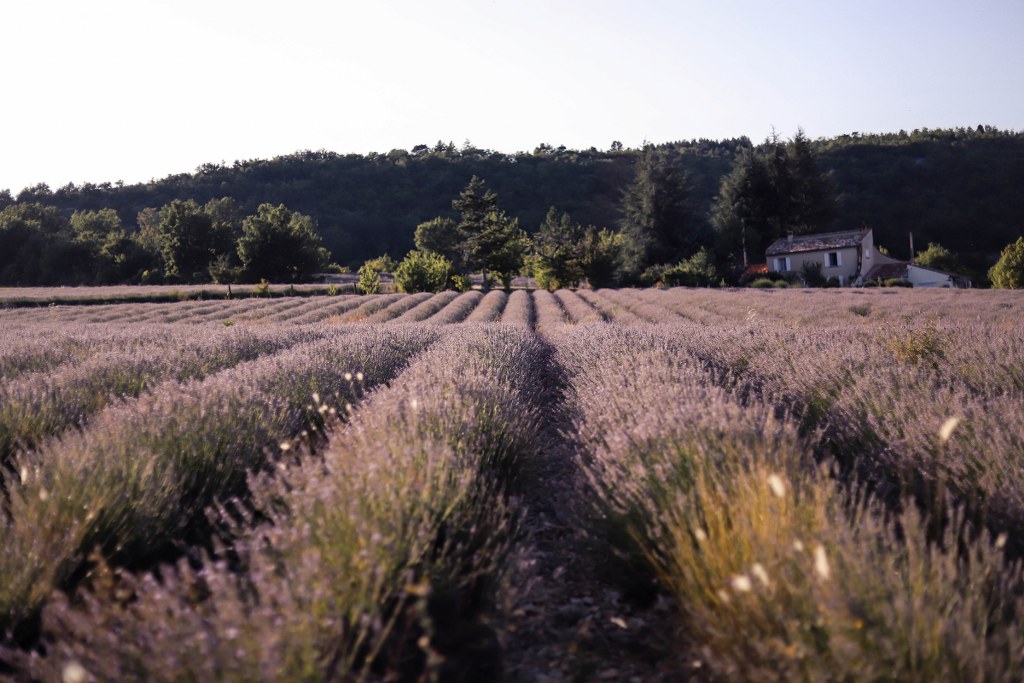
[552,289,605,324]
[0,326,320,468]
[423,290,484,325]
[550,323,1024,681]
[0,326,441,639]
[463,289,508,323]
[499,290,533,327]
[531,289,566,333]
[389,291,461,323]
[11,325,553,681]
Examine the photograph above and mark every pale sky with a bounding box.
[2,0,1022,194]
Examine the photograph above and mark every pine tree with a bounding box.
[619,147,699,280]
[469,210,527,289]
[711,130,837,267]
[533,207,584,290]
[453,176,499,240]
[451,176,525,288]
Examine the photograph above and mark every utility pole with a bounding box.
[909,232,915,262]
[740,218,749,268]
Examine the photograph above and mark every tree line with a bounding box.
[0,199,329,286]
[378,130,1023,292]
[372,133,835,292]
[1,125,1022,287]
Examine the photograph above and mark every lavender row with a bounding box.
[423,290,484,324]
[12,324,553,681]
[463,289,508,322]
[500,289,534,326]
[285,294,371,324]
[0,324,196,382]
[362,291,433,322]
[549,324,1024,680]
[332,292,405,322]
[641,286,1023,327]
[592,288,684,323]
[0,325,322,468]
[0,326,442,638]
[552,289,605,324]
[676,318,1024,541]
[389,290,460,323]
[532,289,566,332]
[573,289,644,324]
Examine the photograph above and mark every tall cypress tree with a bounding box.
[452,175,498,276]
[711,130,837,267]
[618,147,700,280]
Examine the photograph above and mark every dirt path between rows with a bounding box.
[500,333,696,682]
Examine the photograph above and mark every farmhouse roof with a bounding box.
[863,263,909,282]
[765,228,870,256]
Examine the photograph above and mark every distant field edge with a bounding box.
[0,283,358,307]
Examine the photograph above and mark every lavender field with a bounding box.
[1,287,1023,682]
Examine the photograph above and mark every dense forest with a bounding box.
[1,126,1022,285]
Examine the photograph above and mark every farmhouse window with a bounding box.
[774,257,791,272]
[825,251,842,268]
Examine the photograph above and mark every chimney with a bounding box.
[787,232,794,243]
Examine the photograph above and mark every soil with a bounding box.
[500,337,702,682]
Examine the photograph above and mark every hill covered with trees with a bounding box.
[1,127,1021,285]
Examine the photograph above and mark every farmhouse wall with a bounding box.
[770,246,860,283]
[907,265,956,288]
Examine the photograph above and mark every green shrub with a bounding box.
[801,261,826,287]
[357,255,395,295]
[881,320,946,366]
[252,278,270,296]
[661,248,720,288]
[989,236,1024,288]
[394,250,453,293]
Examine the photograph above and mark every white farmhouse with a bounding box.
[765,228,900,285]
[765,227,970,287]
